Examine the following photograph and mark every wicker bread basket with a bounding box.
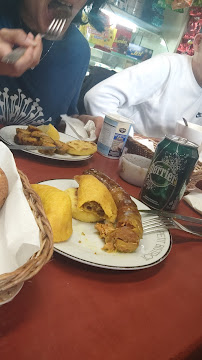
[125,135,202,192]
[0,170,53,304]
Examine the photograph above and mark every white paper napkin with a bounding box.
[0,142,40,275]
[175,120,202,146]
[183,188,202,215]
[134,138,156,152]
[60,115,96,141]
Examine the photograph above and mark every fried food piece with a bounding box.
[14,126,78,157]
[41,137,55,145]
[14,126,57,155]
[15,128,42,145]
[31,184,72,243]
[74,175,117,223]
[30,131,47,138]
[54,140,69,155]
[38,143,56,155]
[15,129,32,144]
[84,169,143,253]
[14,134,40,145]
[39,133,52,139]
[66,187,103,222]
[14,133,23,144]
[27,125,42,132]
[16,128,30,136]
[66,140,97,156]
[38,136,56,155]
[15,129,35,144]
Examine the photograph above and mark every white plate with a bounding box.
[0,125,92,161]
[39,179,172,270]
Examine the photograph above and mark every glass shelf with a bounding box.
[89,47,168,72]
[89,46,140,72]
[105,4,162,35]
[88,25,168,72]
[81,4,180,73]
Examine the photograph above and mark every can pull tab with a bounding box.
[183,118,188,127]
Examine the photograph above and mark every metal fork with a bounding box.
[142,216,202,237]
[1,18,67,64]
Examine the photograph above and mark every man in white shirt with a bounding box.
[84,31,202,138]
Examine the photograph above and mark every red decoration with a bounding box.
[177,6,202,55]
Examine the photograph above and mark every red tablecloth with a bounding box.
[0,150,202,360]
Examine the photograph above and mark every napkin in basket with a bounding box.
[184,188,202,215]
[133,137,156,152]
[0,142,40,275]
[60,115,96,141]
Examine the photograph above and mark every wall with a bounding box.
[161,7,189,53]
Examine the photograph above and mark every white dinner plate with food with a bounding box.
[0,125,92,161]
[39,179,172,270]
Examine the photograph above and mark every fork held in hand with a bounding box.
[45,18,67,40]
[1,18,67,64]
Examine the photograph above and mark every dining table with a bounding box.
[0,147,202,360]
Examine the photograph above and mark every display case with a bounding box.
[80,3,189,72]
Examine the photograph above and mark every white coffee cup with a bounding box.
[175,120,202,147]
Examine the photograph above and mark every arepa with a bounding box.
[66,140,97,156]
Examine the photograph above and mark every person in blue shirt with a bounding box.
[0,0,105,135]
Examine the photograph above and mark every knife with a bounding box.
[8,145,56,151]
[139,209,202,225]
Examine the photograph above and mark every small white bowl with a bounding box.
[118,154,151,187]
[175,120,202,146]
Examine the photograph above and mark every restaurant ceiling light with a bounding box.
[101,8,137,32]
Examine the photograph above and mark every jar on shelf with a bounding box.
[114,0,127,10]
[127,0,145,18]
[126,0,137,14]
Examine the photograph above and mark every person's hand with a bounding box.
[73,114,104,138]
[56,119,66,133]
[0,28,43,77]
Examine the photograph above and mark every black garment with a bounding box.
[77,66,116,115]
